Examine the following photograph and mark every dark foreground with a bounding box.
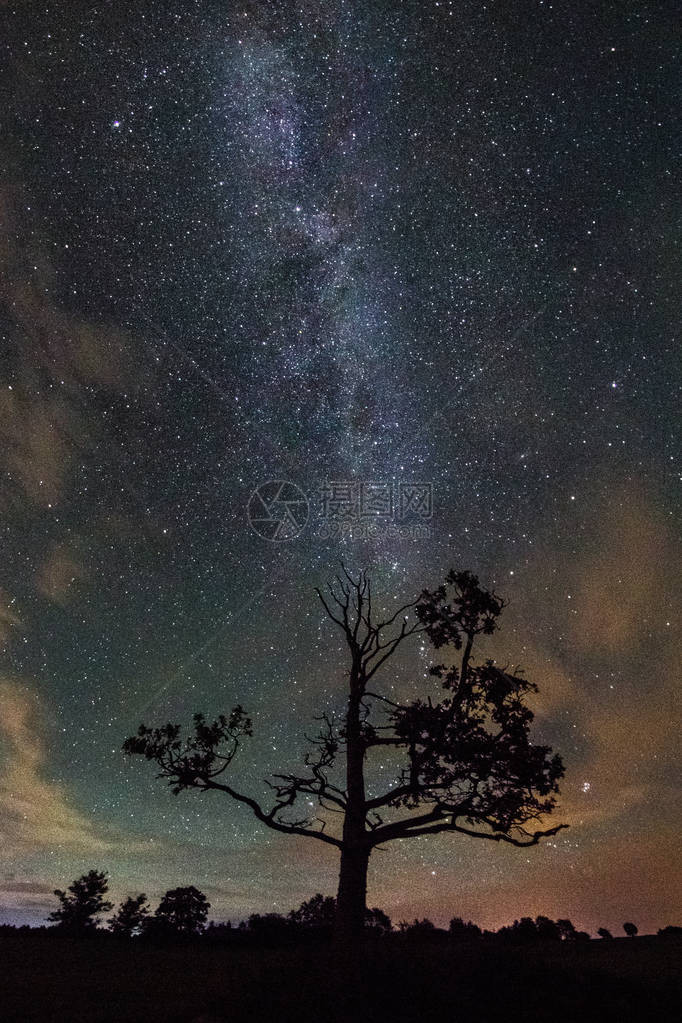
[1,932,680,1023]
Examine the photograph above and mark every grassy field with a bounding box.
[1,931,680,1022]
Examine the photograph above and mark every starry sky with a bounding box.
[1,1,679,934]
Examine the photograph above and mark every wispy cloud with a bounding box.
[496,480,681,835]
[0,183,148,514]
[36,544,84,606]
[0,679,112,855]
[0,589,23,649]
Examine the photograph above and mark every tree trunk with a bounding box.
[334,844,370,945]
[334,669,369,946]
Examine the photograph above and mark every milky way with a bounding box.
[0,1,679,933]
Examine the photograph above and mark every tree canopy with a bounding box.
[109,894,150,937]
[151,886,211,936]
[48,870,113,933]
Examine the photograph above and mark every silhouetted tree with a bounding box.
[287,893,391,934]
[204,920,234,944]
[448,916,482,940]
[109,894,149,937]
[556,918,577,941]
[517,917,541,942]
[365,906,392,933]
[245,912,291,942]
[124,568,566,943]
[288,893,336,929]
[535,915,561,941]
[623,921,638,938]
[658,925,682,937]
[152,886,210,937]
[597,927,613,939]
[496,917,540,943]
[494,916,585,944]
[48,870,112,934]
[399,917,437,935]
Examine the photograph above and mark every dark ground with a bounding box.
[1,932,680,1022]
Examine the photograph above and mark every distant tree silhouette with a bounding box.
[517,917,541,942]
[398,918,443,939]
[535,915,561,941]
[597,927,613,939]
[244,912,291,942]
[365,906,392,933]
[203,920,235,945]
[496,917,541,943]
[151,886,210,937]
[658,925,682,937]
[287,893,391,933]
[124,568,566,943]
[399,917,428,931]
[109,894,149,937]
[556,919,577,941]
[448,916,482,940]
[623,921,638,938]
[493,917,587,943]
[288,893,336,929]
[48,870,112,934]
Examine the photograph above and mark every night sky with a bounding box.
[1,1,679,934]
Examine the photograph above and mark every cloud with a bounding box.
[567,486,679,656]
[0,679,112,855]
[563,487,680,804]
[36,544,84,606]
[491,480,681,843]
[0,387,73,510]
[0,589,23,649]
[0,878,55,896]
[0,182,148,513]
